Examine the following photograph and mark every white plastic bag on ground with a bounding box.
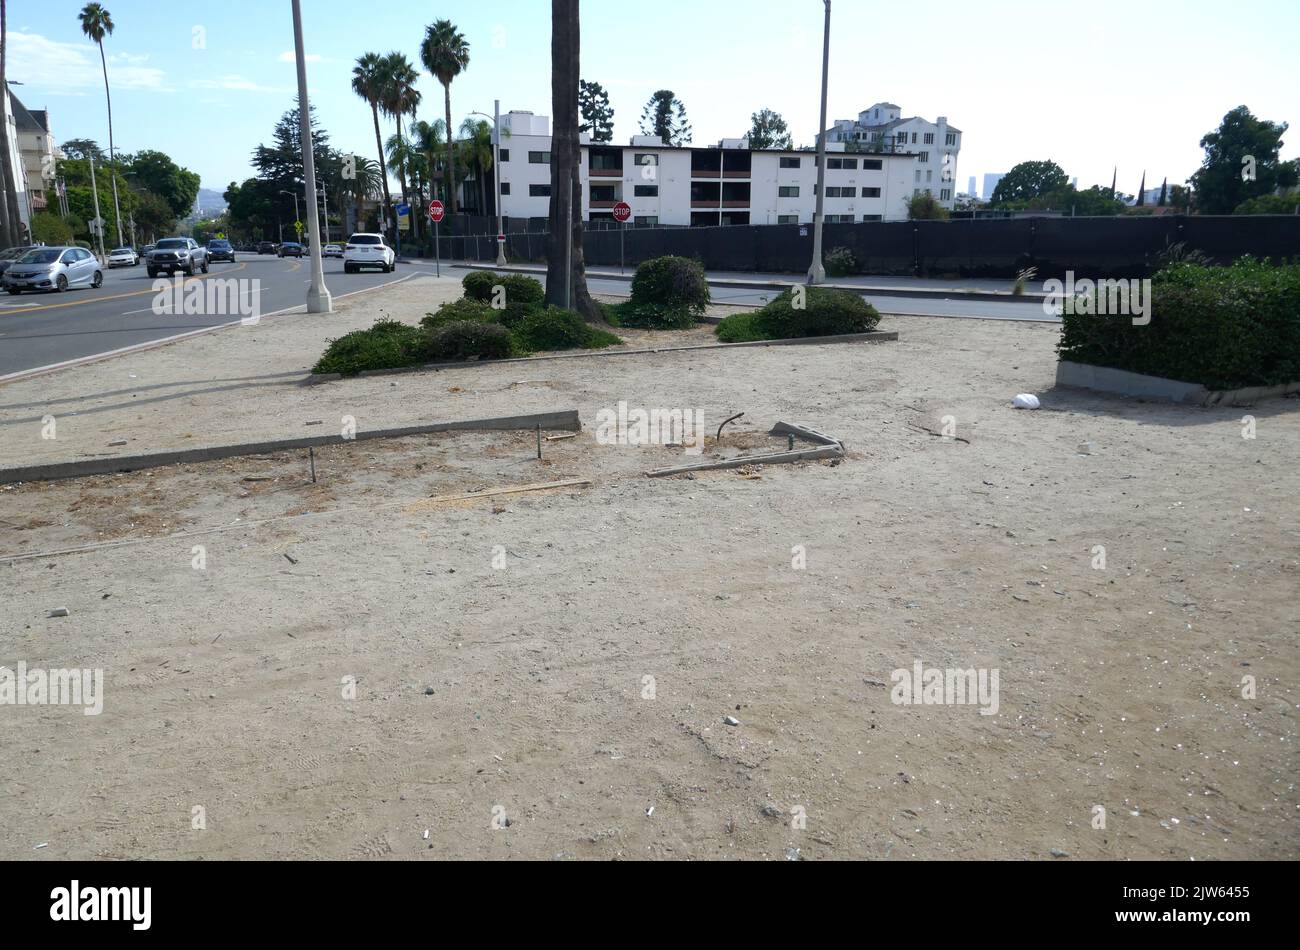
[1012,393,1041,410]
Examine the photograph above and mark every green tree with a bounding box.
[1190,106,1295,214]
[60,138,105,162]
[421,19,470,214]
[124,149,199,219]
[579,80,614,143]
[747,108,792,150]
[379,51,421,238]
[906,192,949,220]
[640,90,691,145]
[31,211,73,245]
[1233,193,1300,214]
[458,117,494,214]
[990,160,1069,205]
[352,52,395,237]
[410,118,447,205]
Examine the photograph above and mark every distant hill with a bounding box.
[195,187,227,217]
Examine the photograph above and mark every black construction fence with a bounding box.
[418,213,1300,280]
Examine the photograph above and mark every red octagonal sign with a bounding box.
[612,201,632,223]
[428,200,446,223]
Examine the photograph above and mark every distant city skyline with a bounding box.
[7,0,1298,198]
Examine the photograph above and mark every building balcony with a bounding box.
[690,199,720,208]
[722,169,751,179]
[589,168,622,177]
[690,170,721,179]
[721,199,749,208]
[590,199,617,209]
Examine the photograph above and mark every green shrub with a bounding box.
[514,306,622,353]
[715,286,880,342]
[824,246,857,277]
[461,270,545,308]
[421,297,496,330]
[313,319,425,376]
[1057,258,1300,390]
[611,300,699,330]
[418,320,515,362]
[628,256,710,317]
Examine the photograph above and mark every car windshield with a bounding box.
[350,235,381,245]
[209,241,229,247]
[112,248,133,254]
[18,248,61,264]
[156,239,188,249]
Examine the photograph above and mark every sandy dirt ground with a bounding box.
[1,272,1297,860]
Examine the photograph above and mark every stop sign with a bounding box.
[428,200,445,223]
[612,201,632,223]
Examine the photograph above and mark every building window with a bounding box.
[634,215,658,226]
[777,214,798,223]
[499,149,510,162]
[940,189,951,201]
[826,214,854,223]
[915,170,922,182]
[923,132,935,144]
[911,132,918,143]
[862,214,882,221]
[500,183,511,195]
[529,183,551,197]
[827,157,858,170]
[634,184,658,197]
[918,152,929,163]
[635,153,658,167]
[945,133,956,146]
[926,170,933,182]
[914,188,922,196]
[778,185,800,198]
[863,158,882,171]
[528,151,551,164]
[861,187,881,198]
[590,185,617,202]
[780,156,801,168]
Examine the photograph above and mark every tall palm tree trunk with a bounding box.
[443,86,457,215]
[0,0,22,246]
[371,103,393,240]
[545,0,600,322]
[96,39,123,248]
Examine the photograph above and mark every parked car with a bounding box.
[207,238,236,263]
[322,244,343,258]
[146,237,209,277]
[278,242,304,258]
[3,246,103,294]
[0,244,38,277]
[257,241,277,254]
[343,233,395,273]
[107,246,140,268]
[142,244,156,257]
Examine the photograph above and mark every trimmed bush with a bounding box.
[606,300,698,330]
[313,319,426,376]
[1057,258,1300,390]
[626,256,710,326]
[514,306,622,353]
[421,297,496,330]
[824,246,857,277]
[715,286,880,342]
[461,270,545,308]
[418,320,515,362]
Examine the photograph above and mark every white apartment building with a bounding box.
[822,102,962,210]
[12,94,58,218]
[1,88,32,237]
[494,109,918,226]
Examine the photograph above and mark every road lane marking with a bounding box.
[0,263,250,316]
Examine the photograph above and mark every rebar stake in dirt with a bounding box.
[536,425,542,460]
[717,412,745,445]
[309,446,316,483]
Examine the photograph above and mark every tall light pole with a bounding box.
[279,189,300,230]
[470,101,507,266]
[291,0,331,312]
[807,0,831,285]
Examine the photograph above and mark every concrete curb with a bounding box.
[442,261,1048,304]
[645,419,845,477]
[1056,361,1300,406]
[0,409,581,484]
[304,330,899,384]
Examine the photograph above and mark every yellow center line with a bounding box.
[0,262,250,316]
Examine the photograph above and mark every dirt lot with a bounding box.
[1,272,1296,860]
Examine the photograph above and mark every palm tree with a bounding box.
[547,0,599,321]
[351,52,393,238]
[410,118,447,205]
[379,52,421,242]
[420,19,470,214]
[458,118,494,215]
[0,0,22,245]
[78,2,124,248]
[339,155,383,232]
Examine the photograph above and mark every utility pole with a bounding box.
[88,151,106,261]
[291,0,331,312]
[807,0,831,285]
[494,99,506,266]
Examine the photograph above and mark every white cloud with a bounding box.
[189,75,293,94]
[8,31,167,93]
[278,51,324,63]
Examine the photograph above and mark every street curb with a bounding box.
[0,409,581,484]
[439,261,1049,304]
[1055,361,1300,406]
[303,330,899,385]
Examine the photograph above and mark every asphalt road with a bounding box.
[0,253,411,378]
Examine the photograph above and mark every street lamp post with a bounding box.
[808,0,831,285]
[280,189,301,231]
[291,0,332,313]
[469,102,507,266]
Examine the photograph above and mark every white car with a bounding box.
[322,244,343,258]
[343,233,395,273]
[107,247,139,268]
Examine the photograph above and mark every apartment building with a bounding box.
[822,102,962,210]
[1,88,32,237]
[12,94,57,217]
[494,110,917,226]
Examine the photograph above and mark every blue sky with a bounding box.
[9,0,1299,199]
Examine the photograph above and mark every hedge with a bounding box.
[716,286,881,342]
[618,255,710,329]
[1056,258,1300,390]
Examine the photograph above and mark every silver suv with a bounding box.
[147,237,209,278]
